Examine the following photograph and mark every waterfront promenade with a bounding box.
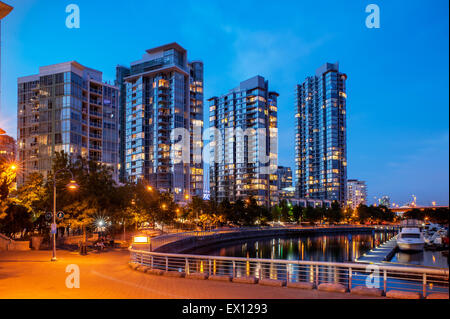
[0,249,382,299]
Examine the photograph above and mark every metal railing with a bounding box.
[129,248,449,297]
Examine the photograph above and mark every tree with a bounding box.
[325,201,343,223]
[0,160,17,219]
[292,205,303,224]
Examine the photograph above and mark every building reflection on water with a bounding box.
[193,232,396,263]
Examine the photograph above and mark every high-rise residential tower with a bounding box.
[346,179,367,209]
[116,43,204,203]
[276,165,293,191]
[379,195,390,208]
[17,62,119,184]
[0,128,15,161]
[208,76,278,207]
[295,62,347,203]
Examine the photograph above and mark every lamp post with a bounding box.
[51,168,78,261]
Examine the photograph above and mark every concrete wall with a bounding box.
[0,234,30,251]
[155,227,379,254]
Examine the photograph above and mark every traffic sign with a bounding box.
[45,212,52,221]
[51,223,57,234]
[57,211,64,219]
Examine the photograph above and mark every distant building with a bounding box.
[17,61,119,184]
[0,129,15,161]
[0,1,13,112]
[347,179,367,209]
[279,186,331,208]
[116,43,204,203]
[379,195,390,208]
[209,75,279,207]
[279,186,295,201]
[295,62,347,204]
[276,166,292,190]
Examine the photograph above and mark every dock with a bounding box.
[356,236,398,264]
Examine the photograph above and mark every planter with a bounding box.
[31,236,44,250]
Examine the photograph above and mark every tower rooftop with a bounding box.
[0,1,13,20]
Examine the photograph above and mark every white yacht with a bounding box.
[397,220,425,251]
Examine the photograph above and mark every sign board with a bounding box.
[45,212,52,221]
[57,211,64,219]
[50,223,57,234]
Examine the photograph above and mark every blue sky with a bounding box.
[0,0,448,206]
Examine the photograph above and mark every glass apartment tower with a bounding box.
[346,179,367,209]
[295,62,347,203]
[17,61,119,184]
[208,76,278,207]
[276,166,293,191]
[116,43,203,203]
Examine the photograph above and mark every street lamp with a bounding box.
[51,168,78,261]
[147,186,153,192]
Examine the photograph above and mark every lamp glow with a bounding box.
[133,236,149,244]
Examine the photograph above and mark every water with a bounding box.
[390,250,448,268]
[190,231,395,262]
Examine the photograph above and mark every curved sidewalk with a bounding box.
[0,250,382,299]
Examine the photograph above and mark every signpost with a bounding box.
[50,223,57,235]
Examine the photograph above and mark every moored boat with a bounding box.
[397,220,425,251]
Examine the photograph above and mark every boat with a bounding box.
[397,220,425,251]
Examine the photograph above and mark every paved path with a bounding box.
[356,235,398,263]
[0,250,382,299]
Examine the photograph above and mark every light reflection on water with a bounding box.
[192,232,395,263]
[390,250,448,268]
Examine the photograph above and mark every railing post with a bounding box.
[315,265,319,288]
[209,259,212,276]
[165,256,168,272]
[185,258,189,275]
[151,255,153,269]
[232,260,236,277]
[348,267,352,292]
[383,269,387,295]
[422,273,427,298]
[286,264,289,283]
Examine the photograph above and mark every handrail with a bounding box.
[129,247,449,297]
[129,248,449,276]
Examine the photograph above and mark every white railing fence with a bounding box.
[130,249,448,297]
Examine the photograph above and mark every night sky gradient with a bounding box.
[0,0,448,206]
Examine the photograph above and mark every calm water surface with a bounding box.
[191,232,395,262]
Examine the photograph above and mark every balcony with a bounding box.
[90,121,102,128]
[89,132,102,139]
[90,87,103,95]
[89,144,102,151]
[90,99,102,106]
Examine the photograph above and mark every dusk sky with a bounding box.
[0,0,448,206]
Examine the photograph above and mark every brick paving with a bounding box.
[0,249,382,299]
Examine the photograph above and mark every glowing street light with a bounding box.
[147,186,153,192]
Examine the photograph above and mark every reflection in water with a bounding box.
[391,250,448,268]
[192,232,395,263]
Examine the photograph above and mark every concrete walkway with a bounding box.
[0,250,383,299]
[356,236,398,263]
